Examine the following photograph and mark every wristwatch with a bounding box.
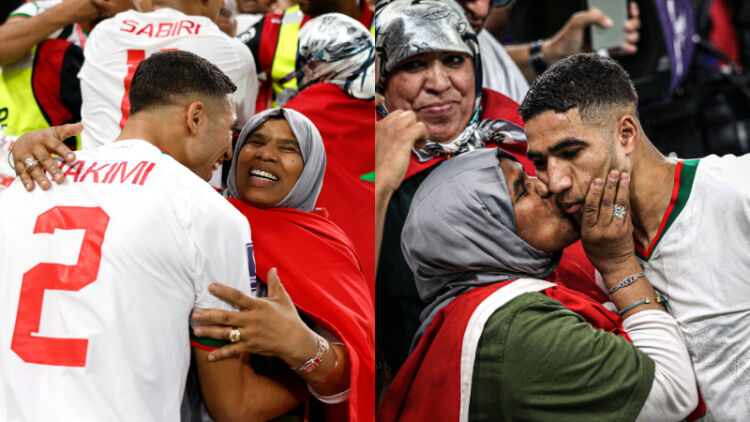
[529,39,548,76]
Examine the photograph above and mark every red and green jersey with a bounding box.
[636,154,750,420]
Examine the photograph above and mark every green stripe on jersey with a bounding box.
[189,325,230,349]
[636,159,699,261]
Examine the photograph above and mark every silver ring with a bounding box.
[24,157,40,170]
[229,328,241,343]
[613,204,627,220]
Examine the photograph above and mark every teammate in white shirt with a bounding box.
[79,0,258,151]
[0,51,301,422]
[521,53,748,421]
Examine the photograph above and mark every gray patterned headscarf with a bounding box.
[295,13,375,100]
[224,108,326,212]
[375,0,485,161]
[402,148,560,343]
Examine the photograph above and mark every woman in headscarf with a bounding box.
[283,12,377,293]
[192,107,375,422]
[374,0,602,375]
[378,148,700,421]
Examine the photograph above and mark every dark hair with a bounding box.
[129,50,237,115]
[518,53,638,123]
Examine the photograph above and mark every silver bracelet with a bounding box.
[609,272,646,294]
[618,297,651,315]
[7,145,15,172]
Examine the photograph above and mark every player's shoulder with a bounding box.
[689,154,750,204]
[694,154,749,183]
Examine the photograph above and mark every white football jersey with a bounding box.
[0,140,256,421]
[79,8,258,149]
[637,154,750,421]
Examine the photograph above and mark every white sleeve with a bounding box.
[625,310,698,422]
[187,201,256,326]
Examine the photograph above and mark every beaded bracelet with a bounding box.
[618,297,651,315]
[609,272,646,294]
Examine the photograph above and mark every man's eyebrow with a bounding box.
[548,138,588,154]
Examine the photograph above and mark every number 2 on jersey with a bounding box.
[11,206,110,367]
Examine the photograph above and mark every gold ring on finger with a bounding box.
[229,327,241,343]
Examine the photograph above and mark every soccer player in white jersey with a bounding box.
[0,51,301,422]
[521,53,750,421]
[79,0,258,152]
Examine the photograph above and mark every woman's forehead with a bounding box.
[252,118,296,138]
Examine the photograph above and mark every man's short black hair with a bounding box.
[518,53,638,124]
[129,50,237,115]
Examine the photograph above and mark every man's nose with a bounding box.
[545,160,573,195]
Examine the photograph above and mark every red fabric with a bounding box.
[549,240,608,304]
[378,280,632,421]
[228,199,375,422]
[285,83,375,296]
[709,0,741,70]
[358,5,373,28]
[403,88,533,180]
[32,39,74,126]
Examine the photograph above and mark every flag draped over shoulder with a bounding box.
[228,199,375,422]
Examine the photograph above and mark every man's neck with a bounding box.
[629,137,677,251]
[116,114,171,152]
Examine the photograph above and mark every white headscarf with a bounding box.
[375,0,485,161]
[296,13,375,100]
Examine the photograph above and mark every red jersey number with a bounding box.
[11,206,110,367]
[119,48,179,128]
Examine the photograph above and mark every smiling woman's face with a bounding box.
[384,51,475,143]
[235,118,304,208]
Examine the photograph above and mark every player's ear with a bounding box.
[617,114,638,157]
[185,101,206,136]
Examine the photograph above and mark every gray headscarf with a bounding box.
[402,148,560,344]
[375,0,526,163]
[224,108,326,212]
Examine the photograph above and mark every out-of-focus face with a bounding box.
[298,0,340,17]
[217,0,237,36]
[524,108,628,225]
[202,0,225,22]
[186,95,235,182]
[384,51,475,143]
[235,118,304,208]
[238,0,267,13]
[499,156,579,252]
[458,0,491,34]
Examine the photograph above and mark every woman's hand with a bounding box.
[11,124,78,191]
[191,268,318,368]
[580,170,639,278]
[375,109,429,197]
